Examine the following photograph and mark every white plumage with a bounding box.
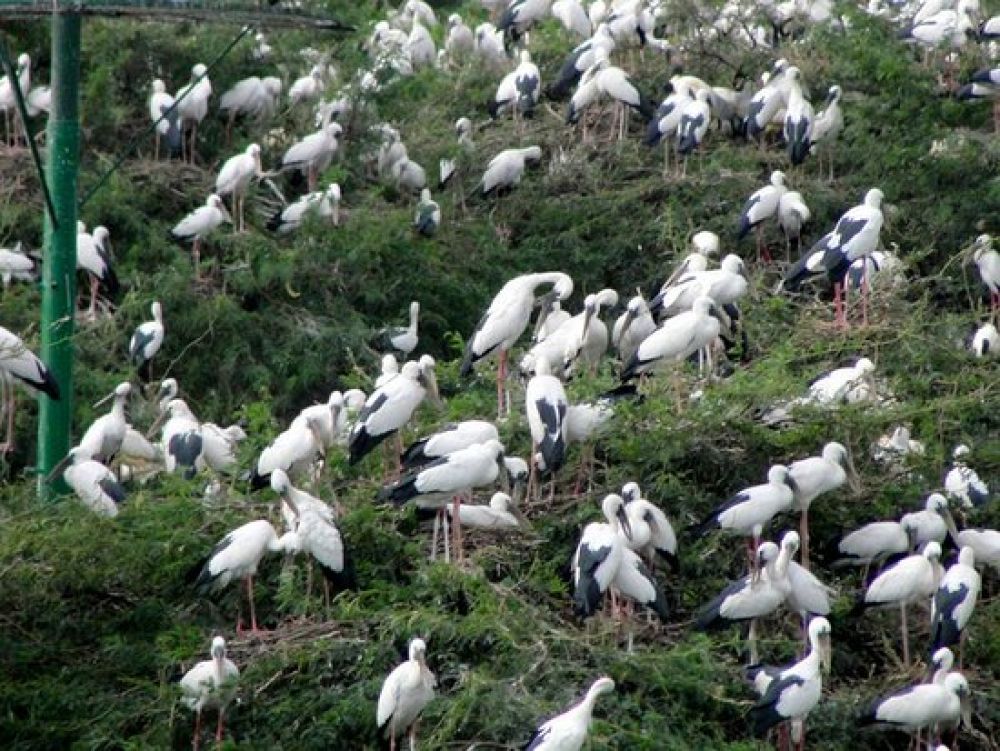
[492,50,541,119]
[252,414,325,488]
[159,398,204,479]
[788,441,858,566]
[863,541,943,608]
[778,190,812,254]
[900,493,950,548]
[401,419,498,470]
[0,242,35,287]
[219,76,281,127]
[62,447,125,517]
[930,546,980,652]
[445,14,475,59]
[572,493,632,617]
[970,234,999,309]
[282,121,343,191]
[406,19,437,68]
[837,520,912,567]
[481,145,542,195]
[270,183,341,234]
[805,358,877,405]
[215,143,262,232]
[171,194,230,275]
[694,464,797,540]
[525,358,569,476]
[179,636,239,748]
[971,322,999,356]
[128,301,164,381]
[622,482,677,567]
[174,63,212,161]
[376,638,436,750]
[737,170,787,248]
[148,79,178,158]
[860,672,970,734]
[810,85,843,179]
[288,66,325,106]
[782,67,814,166]
[524,677,615,751]
[199,423,246,475]
[552,0,591,37]
[77,381,131,463]
[622,296,723,380]
[612,294,657,363]
[944,445,990,508]
[652,254,747,319]
[449,490,523,530]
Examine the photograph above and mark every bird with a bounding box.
[930,546,980,665]
[692,464,798,556]
[871,425,924,463]
[572,493,632,618]
[271,182,342,234]
[199,422,246,477]
[611,294,657,364]
[856,541,943,666]
[174,63,212,163]
[644,78,693,174]
[75,223,118,320]
[413,188,440,237]
[191,518,298,633]
[778,190,812,258]
[288,65,325,107]
[71,381,131,467]
[944,444,990,508]
[372,301,421,358]
[215,143,262,233]
[401,419,498,471]
[655,230,721,294]
[745,59,791,140]
[448,490,525,531]
[621,296,724,382]
[649,253,748,320]
[481,145,543,196]
[548,23,616,100]
[525,357,569,495]
[676,88,712,175]
[565,47,654,140]
[460,271,573,418]
[0,324,60,452]
[970,322,998,356]
[957,67,1000,133]
[498,0,553,47]
[969,234,999,311]
[737,170,788,261]
[390,147,428,194]
[128,301,164,383]
[787,441,859,568]
[148,79,180,159]
[748,617,831,745]
[171,194,231,278]
[810,85,843,180]
[490,50,540,121]
[405,18,437,69]
[272,471,353,603]
[858,672,971,740]
[250,414,326,490]
[378,439,506,561]
[900,493,951,549]
[218,76,281,143]
[0,241,36,288]
[523,676,615,751]
[349,355,441,468]
[281,118,343,192]
[552,0,592,38]
[835,519,913,577]
[445,14,475,60]
[622,482,677,571]
[0,52,30,147]
[782,67,814,166]
[179,636,239,751]
[376,638,436,751]
[522,288,617,377]
[784,188,885,326]
[803,358,877,406]
[59,446,126,517]
[158,398,204,480]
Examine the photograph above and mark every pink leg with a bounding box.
[496,349,508,419]
[833,282,845,327]
[193,238,201,279]
[247,575,260,633]
[88,276,99,318]
[215,708,225,745]
[800,508,810,571]
[192,710,202,750]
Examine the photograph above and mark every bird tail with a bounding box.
[266,208,283,232]
[677,132,698,155]
[400,438,429,470]
[565,101,580,125]
[101,265,120,297]
[487,97,502,120]
[643,118,663,146]
[573,571,601,618]
[349,426,388,466]
[319,553,358,592]
[375,472,418,505]
[539,435,566,475]
[636,92,656,122]
[249,466,271,491]
[619,354,642,383]
[736,214,753,240]
[137,359,152,385]
[789,138,811,166]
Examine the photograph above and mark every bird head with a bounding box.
[210,636,227,662]
[621,481,641,503]
[808,617,832,673]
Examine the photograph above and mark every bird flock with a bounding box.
[0,0,998,749]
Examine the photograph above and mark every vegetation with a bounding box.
[0,1,998,749]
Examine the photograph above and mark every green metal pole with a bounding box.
[37,10,81,499]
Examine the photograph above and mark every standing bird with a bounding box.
[215,143,262,233]
[413,188,440,237]
[0,324,60,452]
[787,441,859,568]
[373,301,421,359]
[969,233,999,311]
[748,617,832,746]
[76,224,118,320]
[129,301,164,383]
[930,546,980,665]
[777,190,812,258]
[148,79,180,159]
[785,188,885,327]
[525,358,569,496]
[612,294,657,364]
[737,170,788,261]
[191,518,298,633]
[481,145,543,195]
[856,541,944,666]
[0,53,30,147]
[524,677,615,751]
[171,194,231,278]
[445,14,475,61]
[490,50,541,121]
[376,638,436,751]
[174,63,212,163]
[622,481,677,570]
[548,23,616,100]
[782,66,814,166]
[401,419,498,471]
[944,444,990,508]
[281,118,343,192]
[249,414,325,490]
[498,0,554,47]
[621,296,724,383]
[179,636,239,751]
[858,672,971,740]
[349,355,441,467]
[0,241,36,288]
[460,271,573,417]
[218,75,281,142]
[644,78,693,175]
[970,322,999,356]
[835,519,914,577]
[60,446,126,517]
[73,381,131,465]
[810,85,843,180]
[572,493,632,617]
[288,65,325,107]
[267,183,341,234]
[565,47,654,140]
[159,398,204,480]
[676,89,712,176]
[745,59,791,141]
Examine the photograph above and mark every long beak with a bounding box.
[282,493,300,520]
[532,293,555,341]
[845,454,862,495]
[617,506,633,541]
[581,305,596,344]
[426,371,443,409]
[46,452,73,484]
[784,474,799,495]
[961,694,972,729]
[92,390,116,409]
[819,635,832,674]
[712,306,734,340]
[145,409,168,439]
[943,508,961,541]
[616,308,636,346]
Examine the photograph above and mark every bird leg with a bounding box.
[496,349,508,420]
[154,132,160,161]
[215,707,226,744]
[451,494,462,562]
[248,575,262,633]
[430,509,440,561]
[748,618,760,665]
[861,264,870,327]
[900,601,910,667]
[442,508,451,563]
[389,722,397,751]
[0,377,13,453]
[527,442,538,502]
[799,508,810,571]
[192,709,202,751]
[88,276,100,320]
[189,121,199,165]
[833,281,846,328]
[192,237,202,280]
[308,165,317,192]
[408,720,419,751]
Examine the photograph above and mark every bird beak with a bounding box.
[617,505,633,540]
[819,635,832,674]
[532,292,556,340]
[46,452,73,484]
[219,202,233,224]
[961,694,972,730]
[711,305,734,340]
[145,409,168,439]
[581,304,596,343]
[617,308,637,344]
[844,454,862,495]
[282,494,300,520]
[943,508,961,540]
[92,390,116,409]
[784,474,799,495]
[426,371,443,409]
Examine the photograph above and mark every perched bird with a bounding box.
[413,188,440,237]
[199,422,246,476]
[621,296,724,381]
[676,89,712,175]
[445,14,475,60]
[215,143,262,233]
[782,67,814,166]
[179,636,239,751]
[288,65,325,107]
[572,493,632,617]
[970,322,999,356]
[281,118,343,191]
[373,301,421,358]
[810,85,844,180]
[524,677,615,751]
[60,446,126,517]
[969,234,999,311]
[149,79,180,159]
[481,145,543,195]
[174,63,212,163]
[803,358,877,406]
[622,482,677,570]
[490,50,540,120]
[0,241,36,288]
[650,254,748,320]
[611,294,657,364]
[73,381,131,465]
[745,59,792,139]
[856,541,943,666]
[498,0,553,47]
[552,0,592,38]
[644,78,693,174]
[548,23,616,99]
[218,76,281,141]
[401,419,498,470]
[128,301,165,383]
[159,398,204,480]
[930,546,980,661]
[525,358,569,484]
[787,441,859,568]
[835,519,913,575]
[267,183,342,234]
[191,518,298,633]
[75,223,118,320]
[858,672,971,737]
[406,18,437,69]
[250,414,326,490]
[171,194,231,277]
[376,638,436,751]
[944,444,990,508]
[748,617,832,744]
[565,47,654,138]
[737,170,788,261]
[0,324,60,452]
[900,493,951,549]
[448,491,525,530]
[777,190,812,257]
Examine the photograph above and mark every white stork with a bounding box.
[783,67,814,166]
[75,381,131,464]
[745,59,791,140]
[622,481,677,570]
[215,143,262,233]
[524,677,615,750]
[930,546,980,664]
[460,271,572,417]
[644,78,693,174]
[621,296,723,382]
[448,491,526,531]
[149,79,180,159]
[944,445,990,508]
[76,223,118,320]
[900,493,951,549]
[179,636,239,751]
[0,324,59,453]
[171,194,231,277]
[565,47,654,141]
[401,419,498,471]
[490,50,540,121]
[377,439,505,561]
[174,63,212,163]
[810,85,843,180]
[737,170,788,261]
[858,672,971,740]
[803,357,877,406]
[835,519,913,577]
[60,447,126,517]
[129,301,164,383]
[376,638,436,751]
[649,254,748,320]
[268,183,341,235]
[192,518,298,633]
[787,441,860,568]
[373,301,421,358]
[612,294,656,364]
[250,414,325,490]
[857,541,943,665]
[572,493,632,617]
[525,358,569,497]
[481,145,543,196]
[281,118,343,192]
